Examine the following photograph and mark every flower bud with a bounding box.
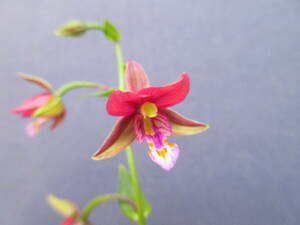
[32,95,64,117]
[12,74,66,136]
[55,21,87,37]
[47,195,78,218]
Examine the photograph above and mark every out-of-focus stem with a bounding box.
[81,193,137,222]
[55,82,109,96]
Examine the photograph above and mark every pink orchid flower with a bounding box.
[12,74,65,136]
[92,60,209,171]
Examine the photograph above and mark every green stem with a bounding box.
[126,146,146,225]
[115,43,146,225]
[86,23,104,31]
[55,81,107,96]
[115,43,125,91]
[81,193,137,222]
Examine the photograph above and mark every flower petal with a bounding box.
[50,112,66,130]
[92,116,135,160]
[152,113,171,137]
[106,90,140,116]
[18,73,53,91]
[47,195,78,218]
[26,118,48,136]
[138,72,190,108]
[147,137,180,171]
[12,94,52,117]
[161,109,209,135]
[125,60,150,93]
[133,114,145,143]
[60,218,76,225]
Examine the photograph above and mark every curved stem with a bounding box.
[55,81,109,96]
[81,193,137,222]
[115,43,146,225]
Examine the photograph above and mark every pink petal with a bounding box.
[125,60,150,93]
[12,93,52,117]
[138,73,190,108]
[147,137,180,171]
[60,218,76,225]
[26,118,48,136]
[106,90,140,116]
[161,109,209,135]
[92,116,135,160]
[133,114,145,143]
[152,113,171,137]
[133,113,171,143]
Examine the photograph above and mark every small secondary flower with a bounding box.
[92,60,209,171]
[12,74,65,136]
[47,195,90,225]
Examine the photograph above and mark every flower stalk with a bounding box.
[55,81,109,97]
[80,193,137,222]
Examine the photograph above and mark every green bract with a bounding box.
[102,20,121,43]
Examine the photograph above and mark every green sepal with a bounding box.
[33,95,64,117]
[102,20,121,43]
[117,164,151,221]
[84,88,117,97]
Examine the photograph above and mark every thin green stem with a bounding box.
[115,43,125,91]
[81,193,137,222]
[126,146,146,225]
[86,23,104,31]
[115,42,146,225]
[55,81,108,97]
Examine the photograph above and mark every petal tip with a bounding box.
[91,154,102,160]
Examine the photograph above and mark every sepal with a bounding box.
[32,95,64,117]
[125,60,150,93]
[161,109,209,135]
[47,195,78,218]
[18,73,52,91]
[92,116,135,160]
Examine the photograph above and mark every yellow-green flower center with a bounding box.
[140,102,157,135]
[140,102,157,118]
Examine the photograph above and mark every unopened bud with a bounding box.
[55,21,87,37]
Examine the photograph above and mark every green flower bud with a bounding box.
[55,21,87,37]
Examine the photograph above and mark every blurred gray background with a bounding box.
[1,0,300,225]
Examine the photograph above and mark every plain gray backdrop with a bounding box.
[1,0,300,225]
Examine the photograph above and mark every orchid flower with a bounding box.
[47,195,91,225]
[92,60,209,171]
[12,74,65,136]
